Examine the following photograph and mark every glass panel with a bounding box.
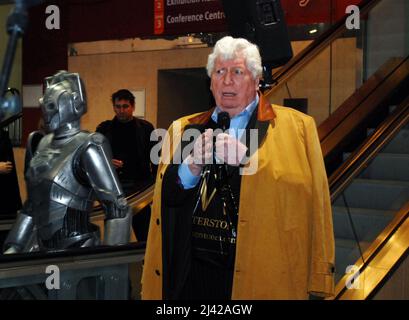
[364,0,409,80]
[0,245,144,300]
[268,0,409,126]
[269,26,365,125]
[332,118,409,284]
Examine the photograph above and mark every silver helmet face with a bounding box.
[40,84,70,132]
[39,71,86,133]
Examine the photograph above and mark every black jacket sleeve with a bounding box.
[162,163,198,207]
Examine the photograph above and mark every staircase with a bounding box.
[333,121,409,283]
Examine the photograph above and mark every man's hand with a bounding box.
[0,161,13,174]
[186,128,214,176]
[112,159,124,169]
[215,133,248,166]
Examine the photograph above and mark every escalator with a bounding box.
[331,93,409,299]
[264,0,409,299]
[0,0,408,300]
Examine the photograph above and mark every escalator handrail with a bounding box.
[0,111,22,129]
[0,183,155,231]
[320,56,409,158]
[334,200,409,299]
[330,95,409,299]
[90,183,155,221]
[329,94,409,201]
[318,57,405,143]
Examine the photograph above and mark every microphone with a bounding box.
[217,111,230,131]
[215,111,238,239]
[215,111,230,185]
[215,111,230,164]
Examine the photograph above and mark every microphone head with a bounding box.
[217,111,230,131]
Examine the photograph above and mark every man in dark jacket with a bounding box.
[96,89,157,242]
[0,129,22,219]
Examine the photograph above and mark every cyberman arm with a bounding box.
[24,130,44,174]
[80,133,131,246]
[3,203,36,254]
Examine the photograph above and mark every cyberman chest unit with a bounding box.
[25,132,99,248]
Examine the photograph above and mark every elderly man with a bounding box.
[142,36,334,299]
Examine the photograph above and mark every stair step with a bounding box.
[335,238,371,280]
[333,179,409,211]
[367,128,375,137]
[389,105,397,114]
[381,129,409,154]
[332,206,395,241]
[342,152,352,162]
[342,153,409,181]
[359,153,409,181]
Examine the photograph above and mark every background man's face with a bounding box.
[210,56,259,117]
[114,98,134,122]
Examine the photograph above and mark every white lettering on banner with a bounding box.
[299,0,311,7]
[166,0,217,6]
[167,0,200,6]
[166,13,203,24]
[205,11,225,21]
[166,11,225,24]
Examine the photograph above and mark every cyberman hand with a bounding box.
[186,128,214,176]
[215,133,248,166]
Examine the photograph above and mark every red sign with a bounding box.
[282,0,362,25]
[155,0,227,35]
[154,0,363,35]
[154,0,165,34]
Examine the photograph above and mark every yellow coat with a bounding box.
[142,94,335,299]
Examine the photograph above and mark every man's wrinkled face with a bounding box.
[210,56,259,117]
[114,98,134,122]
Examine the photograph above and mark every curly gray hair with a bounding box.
[206,36,263,80]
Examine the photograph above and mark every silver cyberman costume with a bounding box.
[3,71,131,254]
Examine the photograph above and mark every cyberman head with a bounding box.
[39,70,87,133]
